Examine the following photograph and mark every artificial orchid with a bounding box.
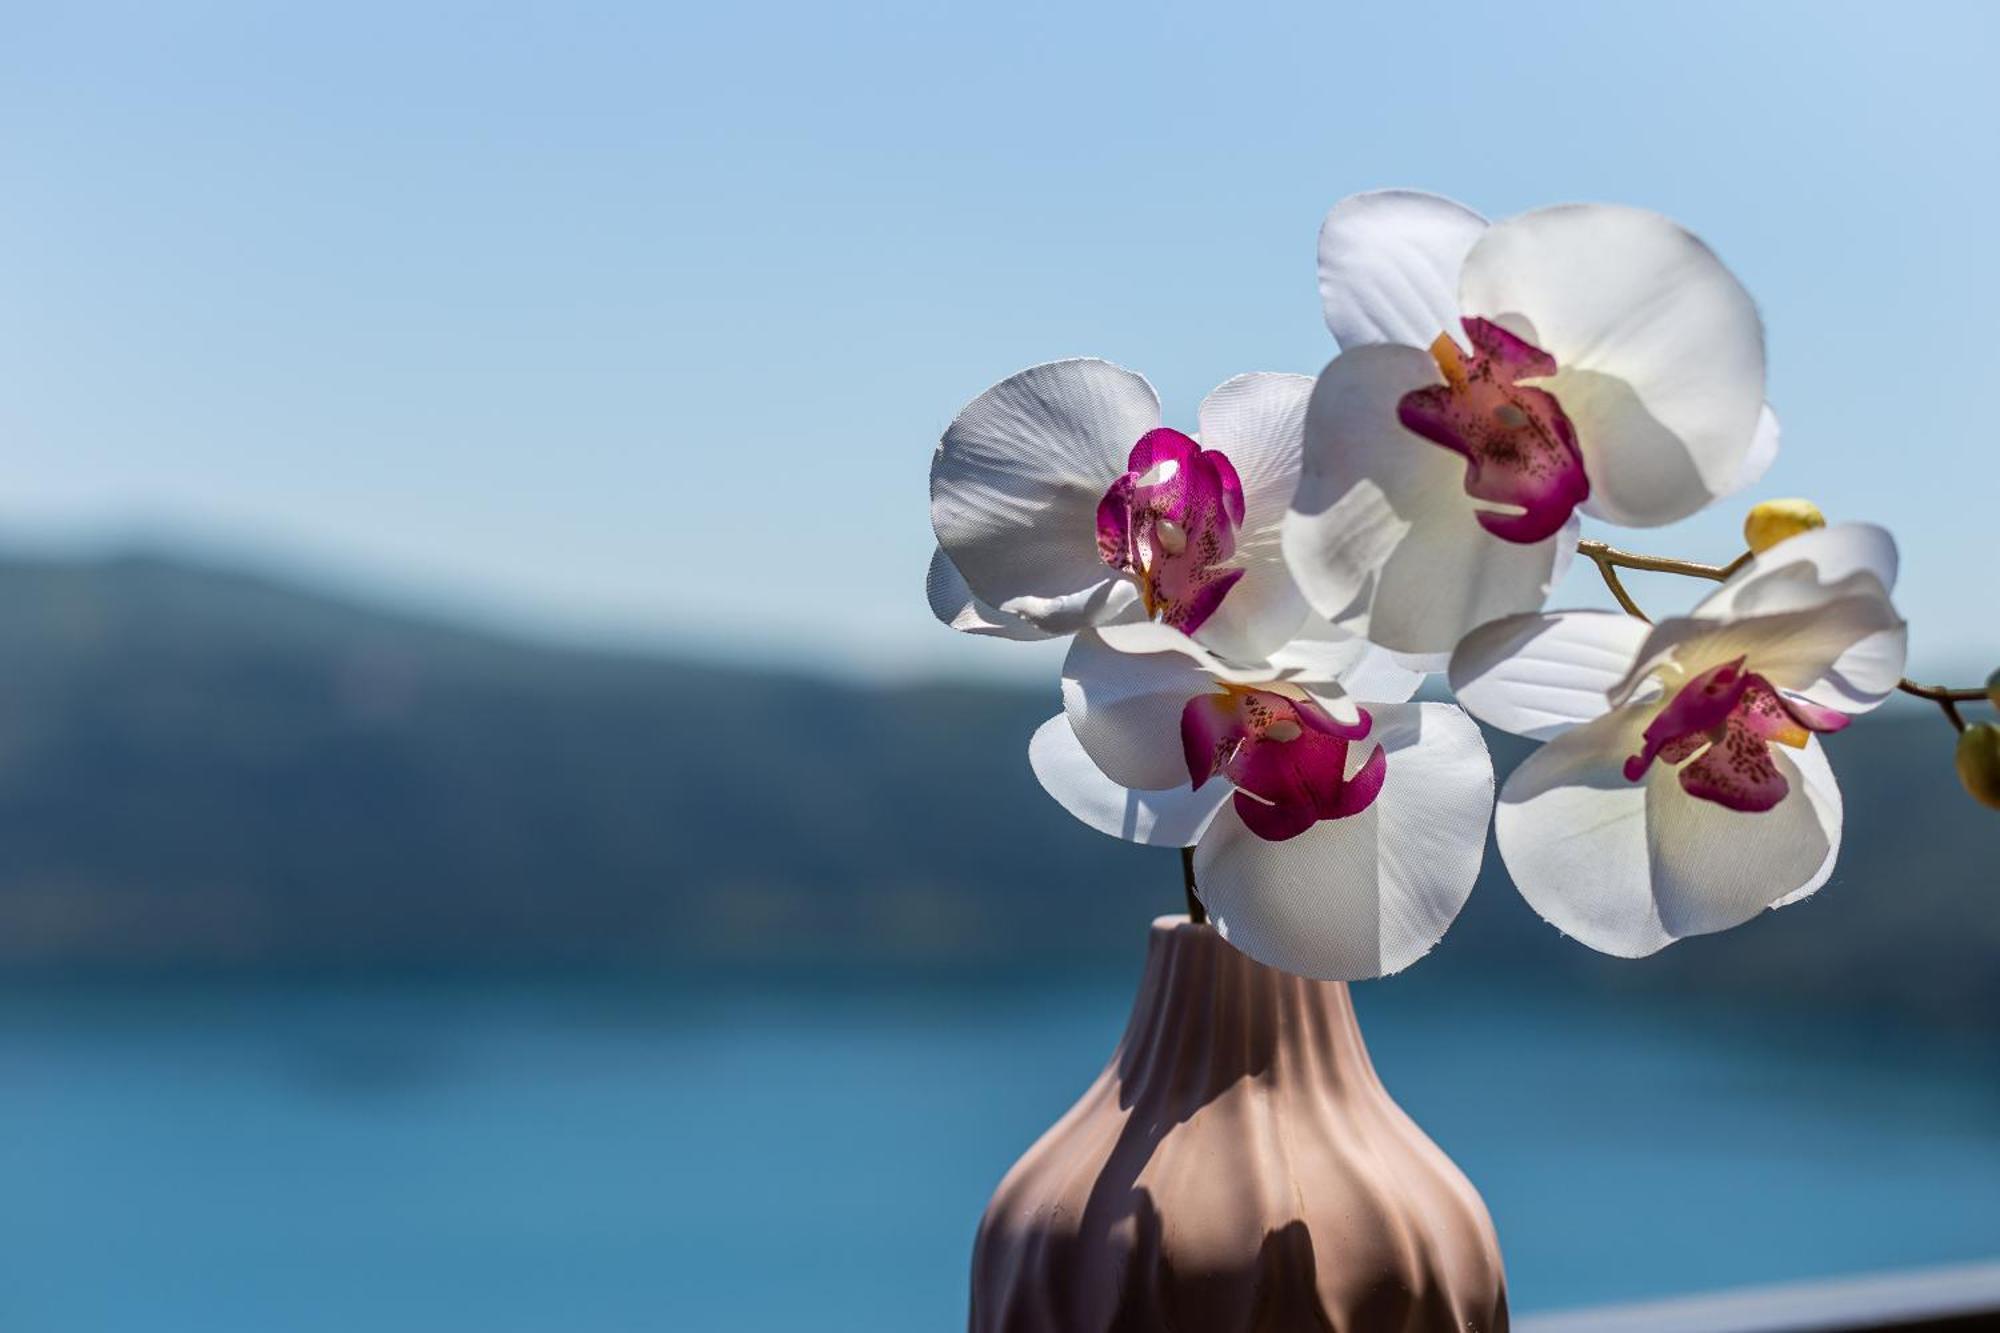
[1448,523,1908,957]
[1284,190,1778,657]
[924,185,1989,988]
[929,361,1315,662]
[1031,623,1493,980]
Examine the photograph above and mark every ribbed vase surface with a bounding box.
[969,916,1507,1332]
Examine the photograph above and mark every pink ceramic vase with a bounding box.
[970,916,1508,1332]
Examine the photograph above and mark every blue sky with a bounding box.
[0,0,1991,681]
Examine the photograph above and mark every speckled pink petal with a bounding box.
[1232,787,1320,842]
[1158,566,1245,637]
[1624,657,1751,782]
[1206,448,1246,528]
[1655,730,1710,766]
[1095,473,1137,570]
[1777,691,1852,737]
[1296,700,1374,743]
[1228,723,1350,817]
[1097,429,1247,635]
[1677,719,1791,812]
[1398,317,1588,545]
[1181,692,1246,789]
[1325,743,1387,819]
[1735,675,1852,749]
[1626,665,1855,814]
[1185,689,1385,843]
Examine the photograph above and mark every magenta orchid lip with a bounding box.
[1096,428,1247,636]
[1182,686,1384,842]
[1623,656,1851,813]
[1397,317,1588,546]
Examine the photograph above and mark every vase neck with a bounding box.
[1113,916,1384,1115]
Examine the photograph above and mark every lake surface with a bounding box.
[0,970,1994,1330]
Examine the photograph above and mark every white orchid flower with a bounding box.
[1031,621,1493,980]
[929,361,1317,662]
[1283,189,1780,657]
[1447,523,1908,958]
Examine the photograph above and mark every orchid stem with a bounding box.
[1580,546,1651,622]
[1577,538,1989,734]
[1900,681,1980,733]
[1180,847,1205,925]
[1577,538,1739,584]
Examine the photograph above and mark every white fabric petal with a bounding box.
[930,358,1158,633]
[1686,522,1907,711]
[924,547,1051,641]
[1699,602,1906,713]
[1092,621,1272,684]
[1317,190,1487,351]
[1608,602,1909,720]
[1189,372,1314,660]
[1271,631,1426,706]
[1496,708,1840,958]
[1283,344,1575,654]
[1449,610,1653,740]
[1195,702,1492,980]
[1459,205,1765,528]
[1718,403,1781,498]
[1693,522,1900,619]
[1061,629,1212,791]
[1029,715,1228,847]
[1091,621,1421,707]
[1771,737,1844,909]
[1604,523,1909,713]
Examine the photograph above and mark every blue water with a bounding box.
[0,974,1994,1331]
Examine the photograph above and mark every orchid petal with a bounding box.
[1771,737,1845,909]
[1092,621,1276,684]
[1496,707,1839,958]
[924,548,1051,641]
[1458,205,1765,528]
[1187,372,1314,661]
[1271,631,1426,706]
[1061,628,1214,790]
[1284,344,1576,654]
[1691,601,1907,715]
[930,358,1159,632]
[1029,715,1229,847]
[1194,702,1492,980]
[1091,620,1419,711]
[1717,403,1782,498]
[1693,522,1901,619]
[1684,523,1908,711]
[1449,610,1654,740]
[1317,190,1487,351]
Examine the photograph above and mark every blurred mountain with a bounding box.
[0,551,1989,1025]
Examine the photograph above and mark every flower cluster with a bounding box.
[926,188,1939,981]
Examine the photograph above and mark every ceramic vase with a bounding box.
[969,915,1507,1332]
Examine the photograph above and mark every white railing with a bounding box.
[1518,1261,2000,1333]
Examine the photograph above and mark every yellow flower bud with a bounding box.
[1743,498,1827,554]
[1956,723,2000,811]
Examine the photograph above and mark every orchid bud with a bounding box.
[1743,498,1826,554]
[1956,723,2000,811]
[1986,667,2000,710]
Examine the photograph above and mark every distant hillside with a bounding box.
[0,552,1989,1024]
